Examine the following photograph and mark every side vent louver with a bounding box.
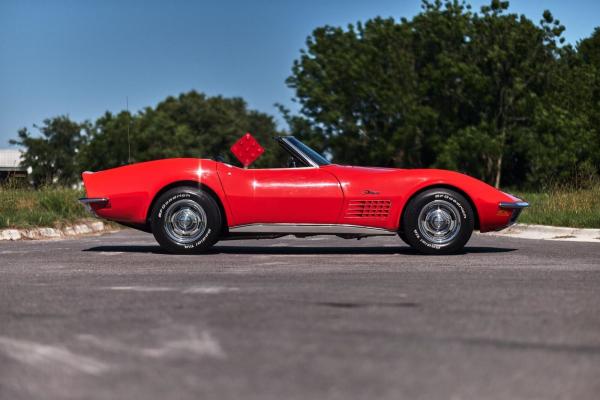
[345,200,391,218]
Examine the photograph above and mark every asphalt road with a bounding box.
[1,230,599,400]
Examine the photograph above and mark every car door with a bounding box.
[217,164,344,226]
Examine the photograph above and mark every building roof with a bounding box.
[0,149,25,171]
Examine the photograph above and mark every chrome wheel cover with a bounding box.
[417,200,462,245]
[163,199,207,245]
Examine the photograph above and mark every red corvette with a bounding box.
[80,136,528,254]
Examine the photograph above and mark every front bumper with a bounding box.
[499,201,529,226]
[79,197,110,217]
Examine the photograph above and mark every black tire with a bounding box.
[401,188,474,254]
[150,187,222,254]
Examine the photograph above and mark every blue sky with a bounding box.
[1,0,598,146]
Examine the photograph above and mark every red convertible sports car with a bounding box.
[80,135,528,254]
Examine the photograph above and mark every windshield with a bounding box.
[285,137,330,166]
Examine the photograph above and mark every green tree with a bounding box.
[79,91,284,171]
[578,27,600,176]
[462,5,565,187]
[408,0,477,168]
[78,111,138,172]
[579,27,600,66]
[520,47,598,188]
[10,116,85,187]
[286,0,595,188]
[287,17,424,167]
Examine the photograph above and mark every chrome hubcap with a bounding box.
[417,200,461,245]
[163,199,207,245]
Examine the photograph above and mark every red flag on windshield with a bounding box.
[230,133,265,167]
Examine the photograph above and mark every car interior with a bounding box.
[215,136,327,169]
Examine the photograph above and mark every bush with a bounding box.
[0,187,90,229]
[515,184,600,228]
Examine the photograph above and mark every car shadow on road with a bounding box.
[83,245,516,255]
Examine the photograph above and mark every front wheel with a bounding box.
[150,187,222,254]
[401,188,474,254]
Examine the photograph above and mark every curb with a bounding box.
[2,221,598,243]
[480,223,600,243]
[0,221,119,241]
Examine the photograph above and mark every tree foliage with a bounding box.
[286,0,600,188]
[79,91,283,171]
[10,116,85,187]
[11,1,600,190]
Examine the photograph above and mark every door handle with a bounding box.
[362,189,379,195]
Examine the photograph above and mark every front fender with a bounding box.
[400,170,519,232]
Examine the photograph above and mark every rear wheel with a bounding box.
[401,188,474,254]
[151,187,221,254]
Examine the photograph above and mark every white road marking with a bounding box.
[103,286,239,294]
[98,251,124,255]
[76,335,123,352]
[141,331,225,358]
[0,250,29,255]
[107,286,174,292]
[0,337,109,375]
[77,330,225,359]
[183,286,239,294]
[256,262,289,266]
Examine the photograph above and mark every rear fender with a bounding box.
[82,159,233,226]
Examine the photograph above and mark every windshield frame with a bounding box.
[278,136,330,167]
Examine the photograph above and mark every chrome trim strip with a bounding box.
[78,197,109,217]
[228,223,397,236]
[499,201,529,209]
[279,137,319,168]
[79,197,109,205]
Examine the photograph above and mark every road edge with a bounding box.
[2,221,599,243]
[0,220,120,241]
[480,223,600,243]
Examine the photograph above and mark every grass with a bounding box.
[514,185,600,229]
[1,184,599,230]
[0,187,91,229]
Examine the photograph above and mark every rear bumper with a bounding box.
[79,197,110,217]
